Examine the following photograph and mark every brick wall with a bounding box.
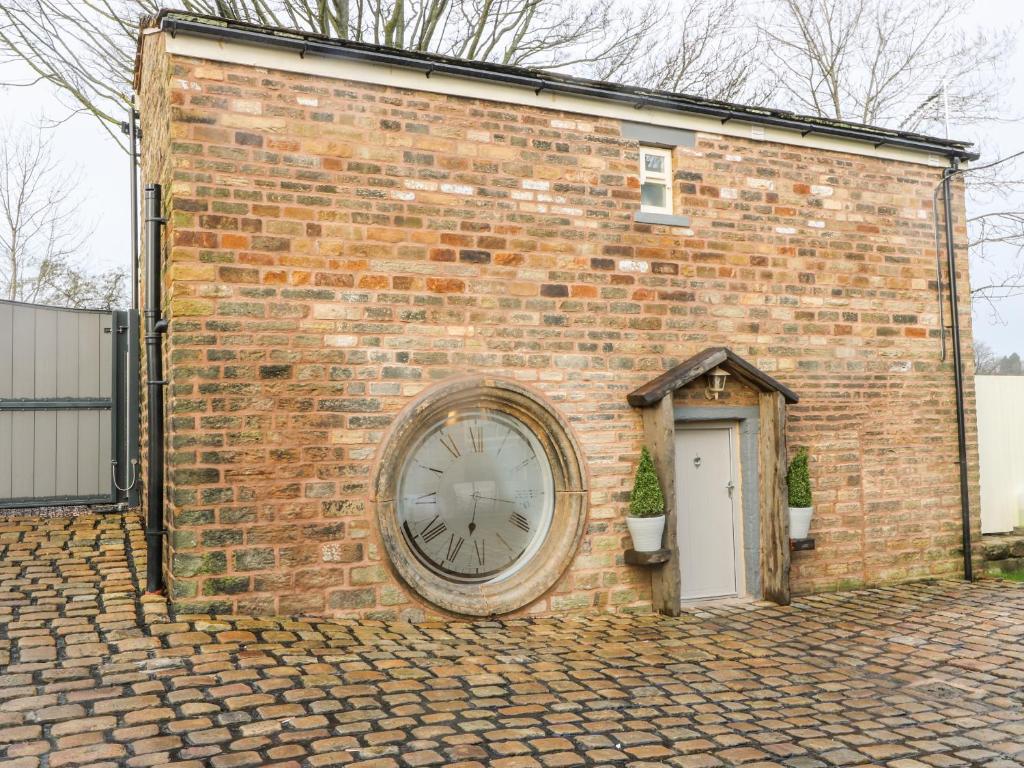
[138,33,980,619]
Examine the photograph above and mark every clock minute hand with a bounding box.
[475,495,514,504]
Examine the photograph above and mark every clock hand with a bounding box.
[474,495,514,504]
[469,496,478,535]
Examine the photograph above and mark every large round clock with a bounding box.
[373,377,588,616]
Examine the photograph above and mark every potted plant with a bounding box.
[627,447,666,552]
[787,446,814,539]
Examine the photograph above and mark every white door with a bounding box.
[675,425,742,601]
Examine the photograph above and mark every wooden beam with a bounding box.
[628,349,727,407]
[641,393,680,615]
[759,391,791,605]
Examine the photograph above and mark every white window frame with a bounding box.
[639,146,673,216]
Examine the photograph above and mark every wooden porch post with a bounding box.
[641,393,680,615]
[759,390,791,605]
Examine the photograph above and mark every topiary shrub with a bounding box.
[787,447,812,508]
[629,447,665,518]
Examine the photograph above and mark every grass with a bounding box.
[994,570,1024,582]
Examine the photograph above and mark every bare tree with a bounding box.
[974,340,1000,374]
[969,208,1024,307]
[757,0,1009,131]
[622,0,772,105]
[756,0,1024,315]
[963,151,1024,316]
[973,341,1024,375]
[0,0,671,143]
[0,123,125,310]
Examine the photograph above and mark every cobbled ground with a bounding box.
[2,512,1024,768]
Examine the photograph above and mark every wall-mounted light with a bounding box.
[704,366,730,400]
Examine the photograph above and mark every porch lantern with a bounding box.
[704,366,730,400]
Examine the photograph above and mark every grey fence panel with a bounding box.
[11,307,33,398]
[36,309,58,399]
[78,313,101,398]
[10,410,33,498]
[76,409,101,497]
[55,410,77,496]
[56,311,79,397]
[0,413,9,497]
[0,304,12,398]
[0,300,138,509]
[34,411,56,497]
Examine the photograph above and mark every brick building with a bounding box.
[135,12,981,620]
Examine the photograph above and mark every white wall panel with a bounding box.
[977,375,1024,533]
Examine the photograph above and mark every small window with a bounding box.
[639,146,672,215]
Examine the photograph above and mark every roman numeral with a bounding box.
[415,492,437,505]
[446,534,464,562]
[497,428,511,456]
[510,511,530,533]
[514,454,535,470]
[474,538,485,566]
[418,462,443,476]
[439,432,460,458]
[469,424,484,453]
[421,516,447,543]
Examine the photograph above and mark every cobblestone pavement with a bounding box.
[3,513,1024,768]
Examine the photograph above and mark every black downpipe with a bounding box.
[144,184,169,594]
[942,161,974,581]
[129,104,140,311]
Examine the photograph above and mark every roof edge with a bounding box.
[146,10,979,163]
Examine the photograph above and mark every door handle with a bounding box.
[726,480,735,498]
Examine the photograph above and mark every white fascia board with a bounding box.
[164,32,949,169]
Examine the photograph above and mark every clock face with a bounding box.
[396,409,555,583]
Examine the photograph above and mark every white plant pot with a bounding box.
[627,514,666,552]
[789,506,813,539]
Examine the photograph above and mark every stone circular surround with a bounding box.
[372,376,588,616]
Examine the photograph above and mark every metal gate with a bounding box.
[0,300,139,509]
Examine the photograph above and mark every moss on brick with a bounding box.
[328,589,376,610]
[172,552,227,578]
[174,599,234,614]
[171,530,197,549]
[201,529,244,547]
[259,365,292,379]
[203,576,252,595]
[234,548,276,571]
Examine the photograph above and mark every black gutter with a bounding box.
[144,184,169,594]
[941,160,973,581]
[154,12,979,162]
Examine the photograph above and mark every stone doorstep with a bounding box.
[981,531,1024,563]
[987,556,1024,576]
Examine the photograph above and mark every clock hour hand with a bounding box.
[469,496,478,535]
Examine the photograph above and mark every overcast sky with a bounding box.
[1,0,1022,355]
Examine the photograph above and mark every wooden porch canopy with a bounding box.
[627,347,798,613]
[627,347,799,407]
